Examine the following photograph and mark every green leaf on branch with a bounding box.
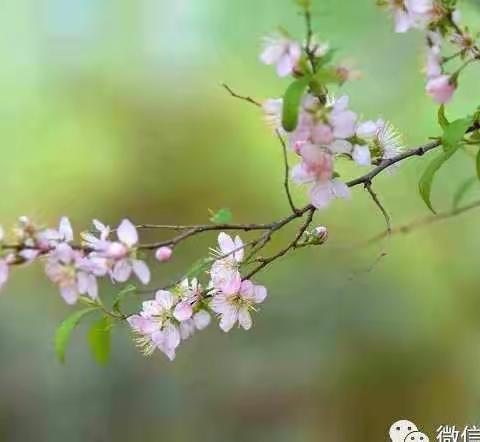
[453,177,477,209]
[209,208,233,224]
[112,284,137,314]
[282,77,310,132]
[437,105,449,130]
[88,316,112,366]
[418,147,459,213]
[442,118,471,152]
[55,307,97,364]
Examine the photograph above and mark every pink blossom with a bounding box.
[386,0,434,33]
[426,75,456,104]
[312,124,334,146]
[45,243,105,304]
[260,33,302,77]
[96,219,151,285]
[329,96,358,139]
[155,246,173,262]
[210,280,267,332]
[210,233,244,294]
[128,287,202,360]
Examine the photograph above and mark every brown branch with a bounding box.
[221,83,261,107]
[244,207,316,279]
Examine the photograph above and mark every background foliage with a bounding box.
[1,0,480,440]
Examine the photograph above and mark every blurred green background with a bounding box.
[1,0,480,441]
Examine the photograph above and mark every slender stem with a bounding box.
[276,129,299,214]
[361,199,480,246]
[364,181,391,234]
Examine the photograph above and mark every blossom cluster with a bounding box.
[128,232,267,360]
[380,0,479,104]
[260,32,403,210]
[0,218,268,360]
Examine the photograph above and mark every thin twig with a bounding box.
[364,181,391,234]
[361,199,480,246]
[244,207,316,279]
[221,83,261,107]
[276,129,299,214]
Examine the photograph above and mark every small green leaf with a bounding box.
[209,208,233,224]
[88,316,112,366]
[452,177,477,209]
[112,284,136,314]
[55,307,97,364]
[442,118,471,152]
[282,77,310,132]
[418,147,459,213]
[437,105,449,130]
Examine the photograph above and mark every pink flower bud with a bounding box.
[426,75,456,104]
[106,241,128,260]
[155,246,173,262]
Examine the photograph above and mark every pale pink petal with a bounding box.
[253,285,268,304]
[238,307,253,330]
[312,124,334,145]
[173,301,193,322]
[291,163,316,184]
[330,110,357,139]
[259,42,284,65]
[219,306,238,332]
[59,217,73,242]
[60,285,79,305]
[117,219,138,247]
[276,53,294,77]
[331,179,351,199]
[239,279,255,300]
[394,10,412,33]
[193,310,211,330]
[132,260,150,285]
[309,182,333,209]
[155,290,174,310]
[233,236,244,262]
[112,259,132,282]
[356,121,378,138]
[163,323,181,350]
[217,232,235,255]
[221,271,242,295]
[352,145,372,166]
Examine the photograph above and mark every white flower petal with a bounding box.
[117,219,138,247]
[132,260,150,285]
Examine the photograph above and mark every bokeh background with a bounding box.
[1,0,480,441]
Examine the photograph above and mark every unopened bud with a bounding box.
[312,226,328,244]
[155,246,173,262]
